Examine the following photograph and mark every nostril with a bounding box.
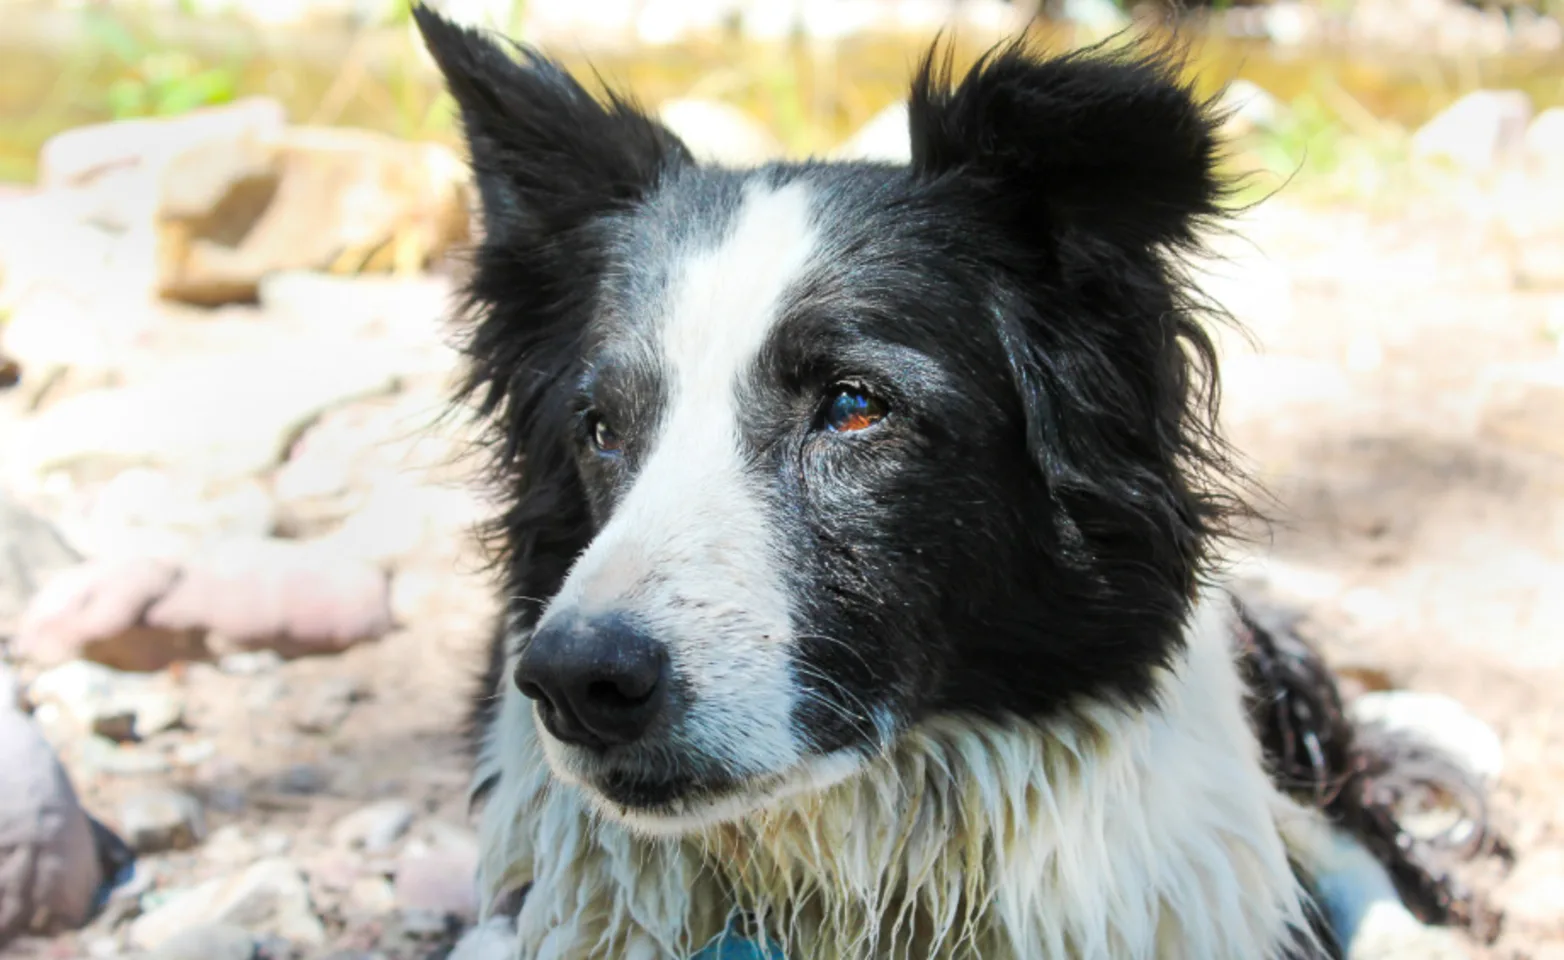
[585,674,655,708]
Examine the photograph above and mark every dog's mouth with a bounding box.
[591,766,734,811]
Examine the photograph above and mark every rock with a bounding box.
[331,800,416,854]
[9,348,403,484]
[398,906,453,938]
[293,675,368,735]
[157,126,471,305]
[14,558,204,672]
[831,102,910,165]
[79,736,171,778]
[0,490,80,637]
[1476,361,1564,457]
[1526,107,1564,168]
[394,849,479,920]
[1498,848,1564,928]
[148,922,257,960]
[82,470,276,562]
[1219,79,1285,138]
[323,479,484,570]
[274,764,329,796]
[1411,90,1533,173]
[218,651,284,676]
[39,98,287,196]
[447,917,517,960]
[27,660,182,739]
[345,876,397,916]
[128,858,325,951]
[656,99,782,167]
[146,538,392,658]
[119,789,205,853]
[1350,691,1504,786]
[85,691,182,743]
[257,270,456,348]
[0,709,104,944]
[1058,0,1130,34]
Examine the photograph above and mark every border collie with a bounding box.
[411,7,1495,957]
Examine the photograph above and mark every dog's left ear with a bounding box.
[908,39,1224,252]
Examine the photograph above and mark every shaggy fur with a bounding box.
[412,5,1496,957]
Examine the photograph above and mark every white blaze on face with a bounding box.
[541,179,821,780]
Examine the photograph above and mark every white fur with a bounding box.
[473,587,1330,959]
[537,181,822,811]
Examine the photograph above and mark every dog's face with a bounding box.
[416,7,1236,833]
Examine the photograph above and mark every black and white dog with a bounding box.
[412,7,1493,958]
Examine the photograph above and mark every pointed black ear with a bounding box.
[412,3,689,245]
[908,39,1225,251]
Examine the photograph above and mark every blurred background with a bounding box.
[0,0,1561,958]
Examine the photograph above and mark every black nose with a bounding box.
[513,617,669,749]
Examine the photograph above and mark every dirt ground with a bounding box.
[5,190,1563,959]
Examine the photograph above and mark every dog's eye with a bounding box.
[588,413,622,453]
[822,387,888,434]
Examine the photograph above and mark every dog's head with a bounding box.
[416,5,1240,834]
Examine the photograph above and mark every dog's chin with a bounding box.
[536,727,871,837]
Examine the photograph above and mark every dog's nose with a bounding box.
[513,618,668,749]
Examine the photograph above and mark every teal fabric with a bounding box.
[689,915,787,960]
[689,936,787,960]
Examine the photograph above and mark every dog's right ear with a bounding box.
[412,4,689,246]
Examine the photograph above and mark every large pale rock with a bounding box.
[79,470,276,562]
[14,558,204,671]
[1527,108,1564,168]
[0,708,104,945]
[0,491,80,636]
[156,126,471,304]
[831,102,910,164]
[146,537,392,657]
[656,99,782,167]
[1411,90,1533,173]
[39,97,287,195]
[8,348,401,484]
[323,477,485,570]
[128,857,325,950]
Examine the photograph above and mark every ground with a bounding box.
[3,187,1562,958]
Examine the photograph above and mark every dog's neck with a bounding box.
[476,590,1316,959]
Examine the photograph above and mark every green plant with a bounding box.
[82,9,240,120]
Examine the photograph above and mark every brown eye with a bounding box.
[823,387,888,434]
[590,414,621,452]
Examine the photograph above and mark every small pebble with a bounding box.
[219,650,284,675]
[80,735,171,776]
[346,875,397,915]
[120,788,205,853]
[276,763,328,795]
[331,799,416,854]
[174,739,217,766]
[293,675,368,735]
[399,907,452,938]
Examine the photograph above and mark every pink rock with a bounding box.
[0,709,104,945]
[393,851,479,920]
[15,558,205,672]
[147,538,391,658]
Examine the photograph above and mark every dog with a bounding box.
[411,7,1497,957]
